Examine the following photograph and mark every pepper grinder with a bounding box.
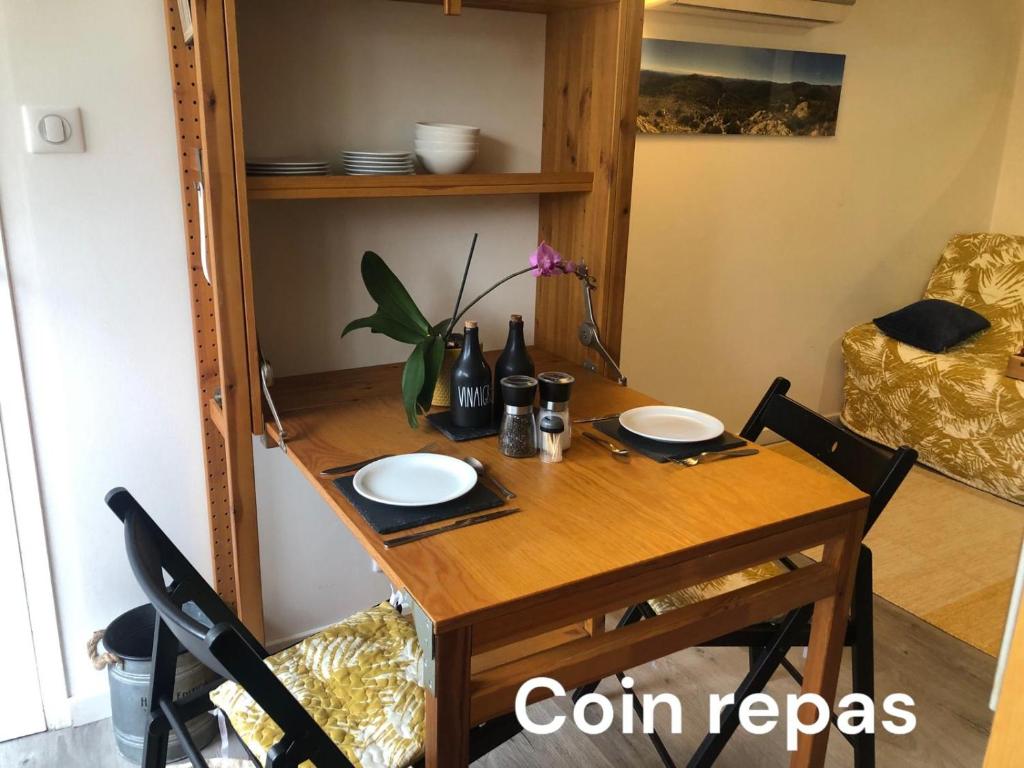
[536,371,575,450]
[498,375,538,458]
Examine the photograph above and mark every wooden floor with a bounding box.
[0,597,995,768]
[774,442,1024,655]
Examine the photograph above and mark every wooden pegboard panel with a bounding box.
[164,0,237,608]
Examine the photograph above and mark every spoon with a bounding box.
[464,457,516,499]
[583,431,630,457]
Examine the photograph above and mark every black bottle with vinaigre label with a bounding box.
[451,320,493,427]
[493,314,534,417]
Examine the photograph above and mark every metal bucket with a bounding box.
[98,605,218,764]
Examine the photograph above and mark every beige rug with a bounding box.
[773,442,1024,656]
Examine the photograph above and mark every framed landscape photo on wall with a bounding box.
[638,39,846,136]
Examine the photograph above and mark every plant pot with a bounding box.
[432,344,462,408]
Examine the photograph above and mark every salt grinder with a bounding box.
[536,371,574,450]
[539,415,565,463]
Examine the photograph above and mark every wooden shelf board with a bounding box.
[246,172,593,200]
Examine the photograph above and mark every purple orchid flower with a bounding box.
[530,242,577,277]
[447,241,579,334]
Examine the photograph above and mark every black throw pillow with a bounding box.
[873,299,990,353]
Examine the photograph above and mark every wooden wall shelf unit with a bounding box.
[246,172,595,201]
[164,0,643,638]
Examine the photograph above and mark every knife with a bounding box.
[383,508,521,548]
[573,413,621,424]
[319,442,438,477]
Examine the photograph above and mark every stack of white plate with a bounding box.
[341,151,415,176]
[245,159,330,176]
[414,123,479,174]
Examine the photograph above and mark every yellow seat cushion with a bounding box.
[648,561,789,615]
[209,602,424,768]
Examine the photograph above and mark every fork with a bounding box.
[675,448,759,467]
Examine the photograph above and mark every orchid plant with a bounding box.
[343,237,578,427]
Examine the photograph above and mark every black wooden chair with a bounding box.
[107,487,523,768]
[572,378,917,768]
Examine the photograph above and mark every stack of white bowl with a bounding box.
[414,123,479,175]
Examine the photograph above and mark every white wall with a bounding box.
[0,0,208,718]
[621,2,1024,430]
[993,23,1024,235]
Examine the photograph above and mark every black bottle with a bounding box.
[451,320,493,428]
[493,314,534,417]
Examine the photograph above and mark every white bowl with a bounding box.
[416,147,478,175]
[415,122,480,140]
[415,139,479,151]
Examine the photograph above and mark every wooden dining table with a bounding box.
[267,349,868,768]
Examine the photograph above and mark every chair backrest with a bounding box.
[740,379,917,534]
[106,488,352,768]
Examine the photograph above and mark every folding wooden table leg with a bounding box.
[790,508,866,768]
[426,626,473,768]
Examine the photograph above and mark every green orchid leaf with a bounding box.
[418,334,446,411]
[361,251,431,335]
[402,342,427,428]
[342,311,426,345]
[432,318,452,337]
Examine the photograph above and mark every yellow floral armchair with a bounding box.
[842,233,1024,504]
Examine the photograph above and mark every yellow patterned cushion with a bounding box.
[209,602,424,768]
[842,233,1024,504]
[648,561,789,615]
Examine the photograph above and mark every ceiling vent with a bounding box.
[645,0,855,27]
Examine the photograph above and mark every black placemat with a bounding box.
[333,475,505,535]
[593,418,746,462]
[427,410,500,442]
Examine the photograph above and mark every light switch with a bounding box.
[42,114,68,143]
[22,106,85,154]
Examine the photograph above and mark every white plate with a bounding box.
[247,165,329,171]
[247,170,330,176]
[352,454,477,507]
[342,151,412,159]
[342,156,412,162]
[246,158,329,165]
[618,406,724,443]
[247,171,330,176]
[342,161,414,168]
[343,160,414,166]
[246,167,330,172]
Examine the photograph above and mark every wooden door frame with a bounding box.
[0,205,69,730]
